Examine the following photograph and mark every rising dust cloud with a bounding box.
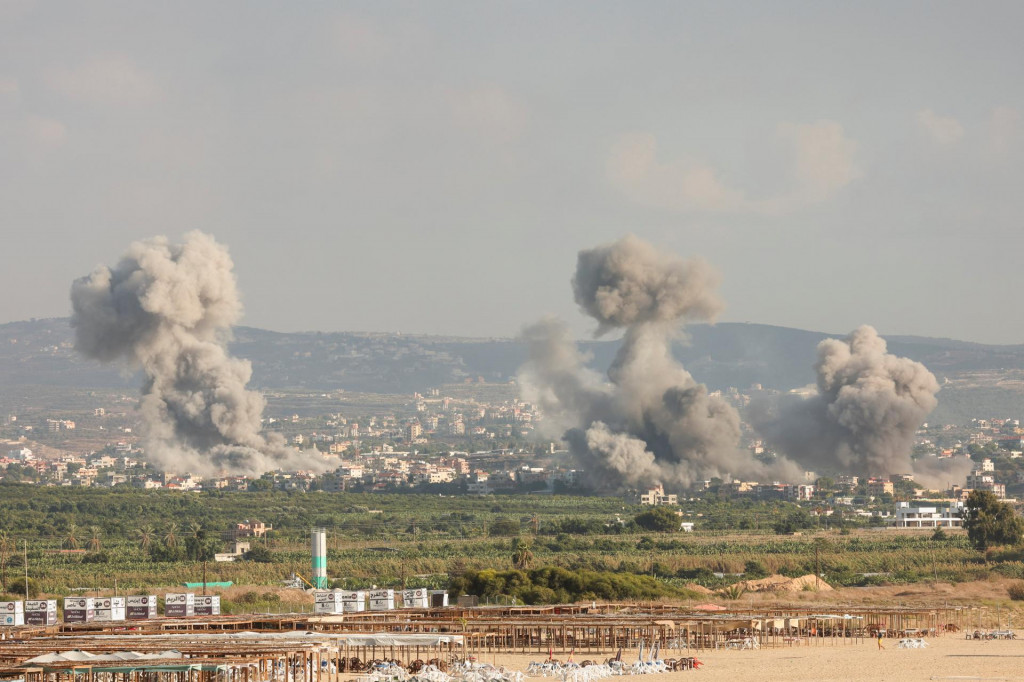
[70,231,337,477]
[519,234,801,490]
[752,325,970,488]
[520,236,964,491]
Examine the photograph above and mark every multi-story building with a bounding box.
[867,478,894,497]
[638,484,678,506]
[232,520,272,539]
[724,481,759,496]
[426,468,455,484]
[467,480,493,495]
[966,470,995,490]
[895,501,963,528]
[341,465,363,479]
[965,470,1007,499]
[793,484,816,501]
[836,475,859,489]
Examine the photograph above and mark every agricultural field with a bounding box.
[0,486,1020,607]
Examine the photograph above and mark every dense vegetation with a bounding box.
[0,485,1021,604]
[449,566,695,604]
[962,490,1024,550]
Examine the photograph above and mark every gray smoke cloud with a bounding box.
[752,325,968,487]
[519,235,801,490]
[70,231,338,477]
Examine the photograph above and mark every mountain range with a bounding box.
[2,318,1023,425]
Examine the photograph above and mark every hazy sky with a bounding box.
[3,2,1023,343]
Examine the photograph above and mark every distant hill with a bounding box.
[2,318,1024,424]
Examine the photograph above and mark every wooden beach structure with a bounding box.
[0,632,464,682]
[0,600,972,681]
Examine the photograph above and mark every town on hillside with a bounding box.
[3,383,1021,528]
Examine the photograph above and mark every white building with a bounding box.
[793,484,815,501]
[895,501,963,528]
[467,481,493,495]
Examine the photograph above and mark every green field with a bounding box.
[0,486,1018,606]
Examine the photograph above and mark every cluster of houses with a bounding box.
[272,396,541,453]
[0,446,140,487]
[3,400,1022,514]
[0,440,585,495]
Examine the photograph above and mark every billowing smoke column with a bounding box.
[519,235,800,490]
[70,231,337,477]
[753,325,969,487]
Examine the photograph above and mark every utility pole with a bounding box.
[814,542,820,590]
[23,540,28,600]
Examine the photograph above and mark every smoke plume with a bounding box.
[519,235,800,490]
[70,231,337,477]
[752,325,967,486]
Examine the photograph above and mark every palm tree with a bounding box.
[187,522,206,561]
[722,585,746,600]
[163,523,179,548]
[512,540,534,570]
[88,526,102,552]
[65,523,80,550]
[0,530,13,591]
[136,525,155,552]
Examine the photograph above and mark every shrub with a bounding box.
[676,566,715,582]
[634,507,680,533]
[147,542,186,562]
[651,562,673,578]
[743,559,769,579]
[722,585,745,600]
[1007,582,1024,601]
[448,565,683,604]
[991,563,1024,580]
[236,590,281,605]
[772,509,813,534]
[242,545,274,563]
[521,586,557,604]
[6,577,39,598]
[488,519,520,537]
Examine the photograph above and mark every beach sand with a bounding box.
[432,638,1024,682]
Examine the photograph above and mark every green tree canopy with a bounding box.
[963,490,1024,551]
[743,559,769,578]
[634,506,680,532]
[243,545,274,563]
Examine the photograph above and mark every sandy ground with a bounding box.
[415,638,1024,682]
